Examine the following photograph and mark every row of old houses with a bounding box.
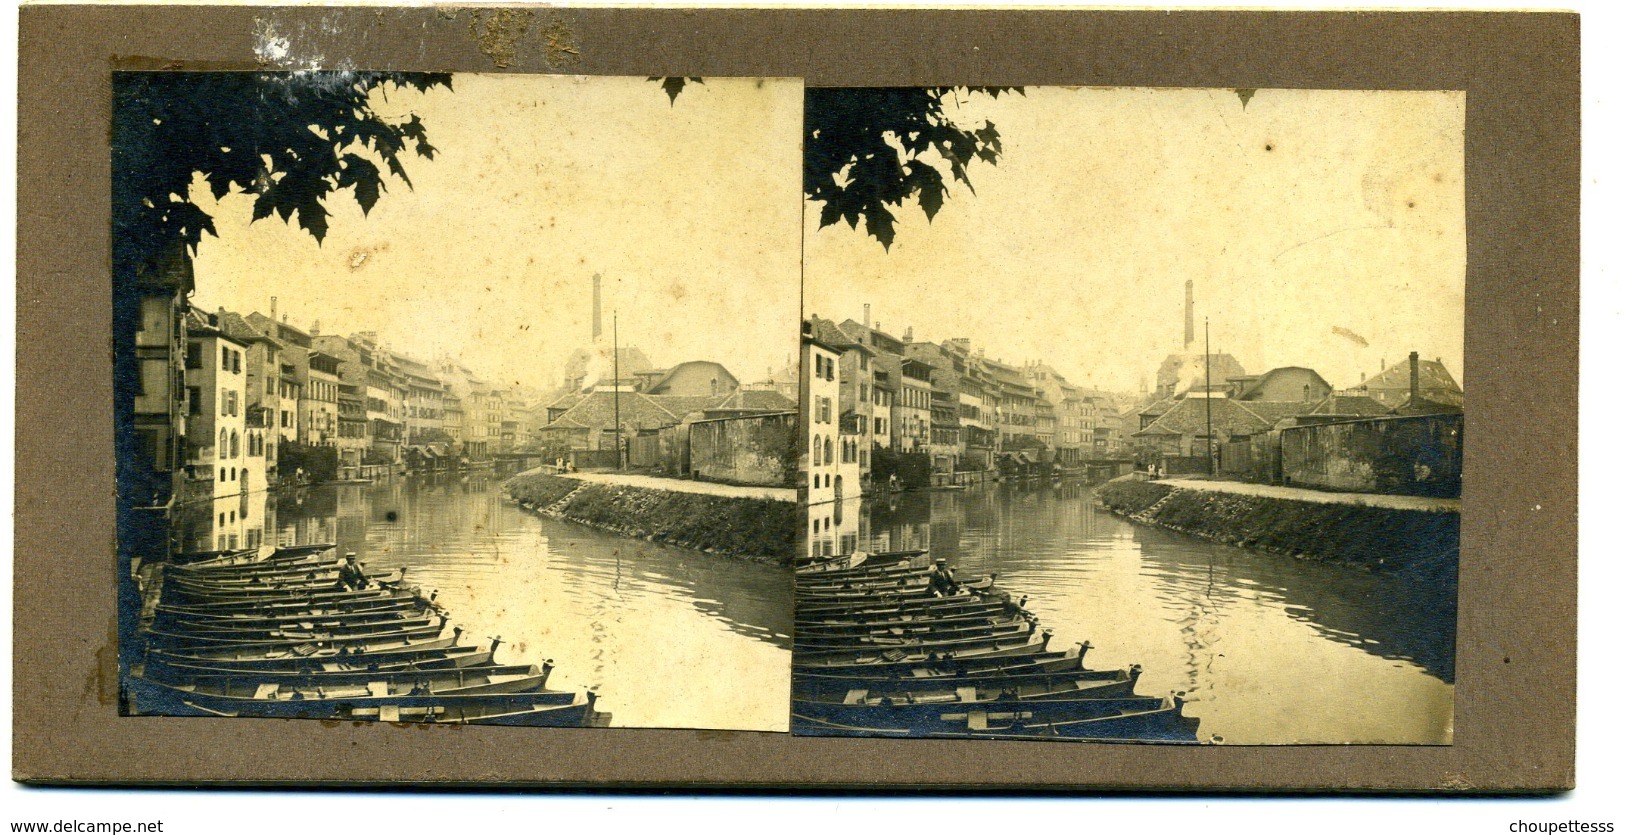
[801,310,1130,503]
[194,301,552,483]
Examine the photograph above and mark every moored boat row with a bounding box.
[792,551,1200,742]
[128,544,608,727]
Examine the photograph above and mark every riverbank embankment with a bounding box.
[505,472,795,565]
[1096,477,1459,573]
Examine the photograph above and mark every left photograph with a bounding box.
[113,73,802,731]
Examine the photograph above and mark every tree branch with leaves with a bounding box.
[804,86,1021,249]
[112,71,453,274]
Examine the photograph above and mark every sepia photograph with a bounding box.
[112,72,802,731]
[796,86,1463,744]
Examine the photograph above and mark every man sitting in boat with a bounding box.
[337,552,370,590]
[927,559,960,597]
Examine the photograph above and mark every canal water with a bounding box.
[265,474,794,731]
[804,481,1456,745]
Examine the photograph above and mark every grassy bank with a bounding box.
[1097,479,1459,573]
[506,472,794,565]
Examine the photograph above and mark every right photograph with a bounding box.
[795,87,1463,745]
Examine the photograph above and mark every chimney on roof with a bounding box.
[1184,280,1195,349]
[270,296,277,322]
[863,304,871,328]
[592,273,602,342]
[311,319,321,336]
[1409,351,1421,403]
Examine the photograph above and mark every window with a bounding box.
[186,342,203,369]
[137,427,168,471]
[824,437,833,465]
[218,429,228,459]
[229,430,239,459]
[221,346,230,370]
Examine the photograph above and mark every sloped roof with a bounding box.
[547,393,586,411]
[1305,394,1391,417]
[1137,396,1177,419]
[1363,358,1464,407]
[807,317,874,354]
[643,360,739,395]
[708,389,795,412]
[1133,397,1274,438]
[1393,395,1464,417]
[1236,366,1332,401]
[216,311,282,347]
[1234,400,1308,427]
[657,395,725,419]
[544,391,685,432]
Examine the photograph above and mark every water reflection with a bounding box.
[815,481,1456,745]
[265,473,792,731]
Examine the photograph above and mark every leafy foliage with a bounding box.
[804,87,1021,249]
[112,71,452,276]
[649,76,704,105]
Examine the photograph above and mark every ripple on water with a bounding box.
[273,476,792,731]
[837,482,1456,744]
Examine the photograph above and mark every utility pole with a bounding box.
[613,311,621,470]
[1205,317,1213,475]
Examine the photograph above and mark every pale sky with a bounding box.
[191,74,803,391]
[804,87,1466,394]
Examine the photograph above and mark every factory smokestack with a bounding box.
[1184,280,1195,349]
[592,273,602,342]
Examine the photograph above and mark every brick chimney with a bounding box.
[863,304,871,328]
[592,273,602,342]
[1184,279,1195,349]
[1409,351,1421,403]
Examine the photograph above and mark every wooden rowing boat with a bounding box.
[794,549,926,575]
[794,602,1018,629]
[126,672,576,720]
[794,627,1045,662]
[155,603,433,631]
[795,668,1139,708]
[143,646,498,679]
[175,544,334,569]
[154,589,435,617]
[795,616,1022,640]
[790,644,1094,686]
[795,586,1006,618]
[144,633,464,668]
[159,585,421,609]
[793,692,1165,731]
[164,568,405,595]
[142,661,545,689]
[142,620,446,649]
[793,620,1033,651]
[352,691,599,727]
[792,631,1053,671]
[793,696,1199,742]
